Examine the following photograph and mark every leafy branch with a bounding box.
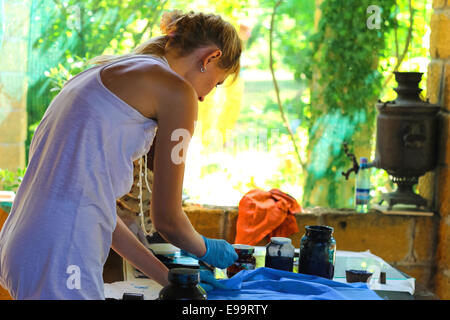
[269,0,305,169]
[382,0,414,89]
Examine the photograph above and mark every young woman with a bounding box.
[0,10,242,299]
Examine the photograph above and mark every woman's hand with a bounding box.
[197,236,238,269]
[181,236,238,269]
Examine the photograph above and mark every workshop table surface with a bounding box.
[109,247,432,300]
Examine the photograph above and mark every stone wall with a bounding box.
[422,0,450,299]
[0,0,31,171]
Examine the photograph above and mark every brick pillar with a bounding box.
[0,0,31,171]
[426,0,450,300]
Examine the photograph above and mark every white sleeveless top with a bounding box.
[0,54,168,299]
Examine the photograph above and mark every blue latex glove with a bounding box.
[182,236,238,269]
[198,268,227,292]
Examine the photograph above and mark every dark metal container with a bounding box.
[371,72,441,208]
[298,225,336,279]
[374,72,440,176]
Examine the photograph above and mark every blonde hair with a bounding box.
[89,10,242,81]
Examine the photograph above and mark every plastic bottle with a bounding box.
[158,268,207,300]
[355,157,371,213]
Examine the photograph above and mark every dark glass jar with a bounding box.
[298,225,336,279]
[158,268,207,300]
[264,237,295,272]
[226,244,256,278]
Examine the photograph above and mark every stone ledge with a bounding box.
[183,205,226,239]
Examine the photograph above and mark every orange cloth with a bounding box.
[234,188,301,246]
[0,208,13,300]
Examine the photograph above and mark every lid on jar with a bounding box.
[305,225,334,240]
[270,237,292,245]
[168,268,200,285]
[233,244,255,255]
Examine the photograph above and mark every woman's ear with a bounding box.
[206,49,222,65]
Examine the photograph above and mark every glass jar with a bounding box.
[298,225,336,279]
[226,244,256,278]
[158,268,207,300]
[264,237,295,272]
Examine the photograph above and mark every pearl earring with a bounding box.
[200,66,206,73]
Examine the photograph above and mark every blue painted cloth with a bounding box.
[207,268,382,300]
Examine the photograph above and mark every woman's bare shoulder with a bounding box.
[143,61,197,103]
[100,56,197,120]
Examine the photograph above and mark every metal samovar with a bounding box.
[342,72,441,210]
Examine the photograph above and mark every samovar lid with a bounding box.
[376,72,441,114]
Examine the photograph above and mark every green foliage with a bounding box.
[44,57,88,97]
[240,0,400,207]
[26,0,169,162]
[298,0,397,207]
[32,0,168,57]
[25,0,251,163]
[0,168,27,192]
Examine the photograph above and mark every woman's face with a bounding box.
[182,48,231,102]
[193,62,229,102]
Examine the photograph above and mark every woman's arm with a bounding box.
[111,215,169,287]
[149,73,207,258]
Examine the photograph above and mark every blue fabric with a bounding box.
[207,268,382,300]
[199,268,227,292]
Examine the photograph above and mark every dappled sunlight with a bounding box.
[184,148,302,205]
